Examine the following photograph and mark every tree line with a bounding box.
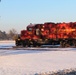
[0,29,18,40]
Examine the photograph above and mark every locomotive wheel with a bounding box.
[60,40,69,48]
[22,40,28,47]
[73,40,76,47]
[65,44,70,47]
[22,41,26,47]
[60,41,65,47]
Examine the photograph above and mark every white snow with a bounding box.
[0,40,15,48]
[0,41,76,75]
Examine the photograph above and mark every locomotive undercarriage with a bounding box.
[15,38,76,48]
[15,39,41,47]
[60,39,76,47]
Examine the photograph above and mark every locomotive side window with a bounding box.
[36,29,40,35]
[27,27,32,31]
[29,28,32,31]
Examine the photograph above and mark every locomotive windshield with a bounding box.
[27,27,32,31]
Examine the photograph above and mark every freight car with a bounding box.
[15,22,76,47]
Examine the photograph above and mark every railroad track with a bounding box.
[0,46,75,51]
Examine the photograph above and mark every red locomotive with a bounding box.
[15,22,76,47]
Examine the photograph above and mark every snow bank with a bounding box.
[38,68,76,75]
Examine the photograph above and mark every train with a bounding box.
[15,22,76,47]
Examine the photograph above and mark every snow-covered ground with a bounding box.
[0,41,76,75]
[0,40,15,48]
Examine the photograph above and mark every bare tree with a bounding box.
[8,28,18,40]
[0,30,8,40]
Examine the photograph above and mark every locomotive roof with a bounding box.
[27,23,35,28]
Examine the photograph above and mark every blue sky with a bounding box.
[0,0,76,33]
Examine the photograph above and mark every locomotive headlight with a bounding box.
[41,28,44,31]
[18,39,20,41]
